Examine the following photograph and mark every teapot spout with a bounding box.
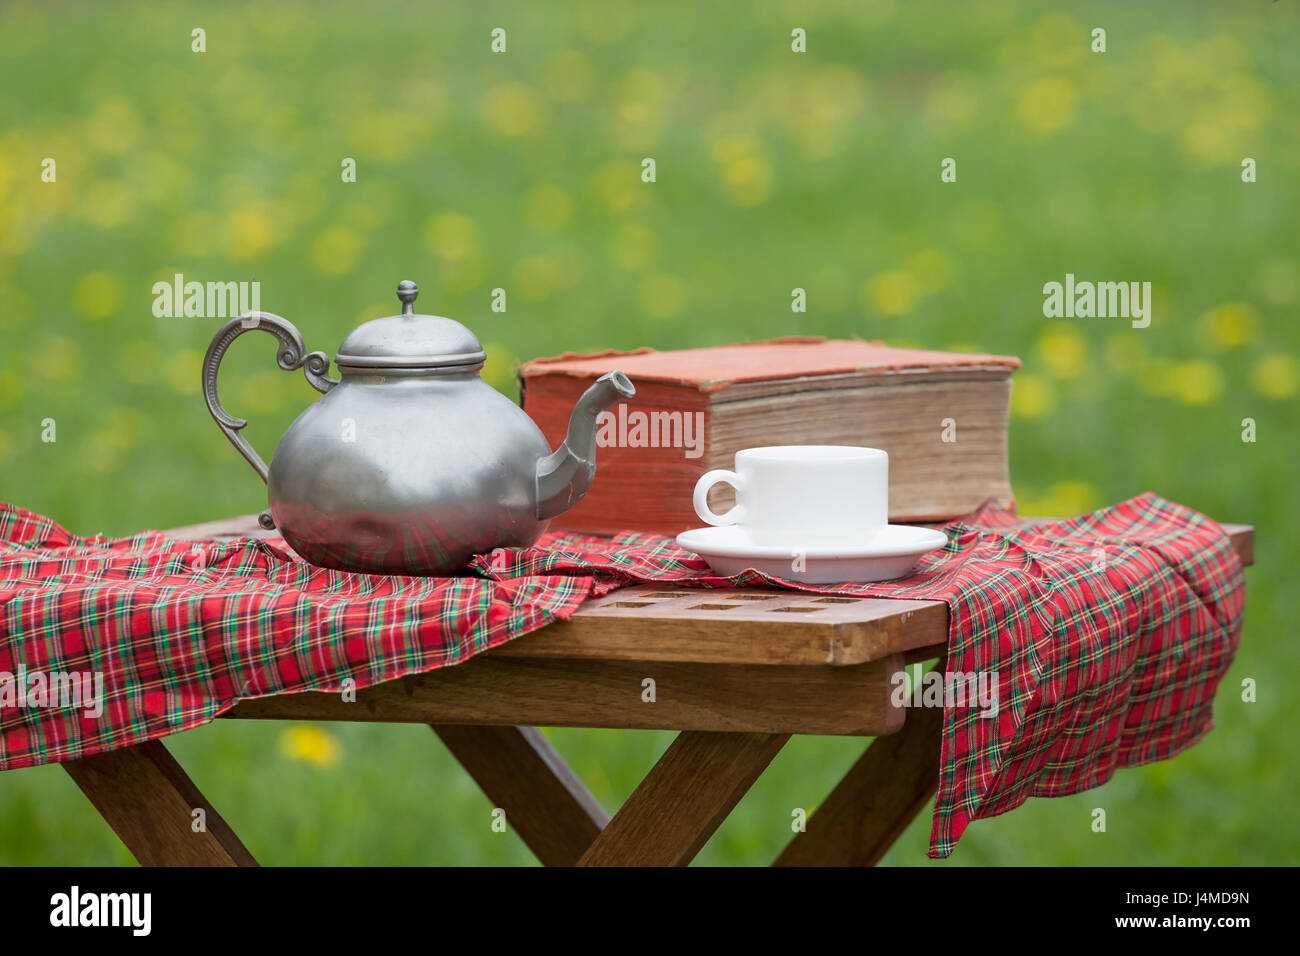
[535,370,636,520]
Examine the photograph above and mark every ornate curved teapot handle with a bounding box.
[201,312,339,527]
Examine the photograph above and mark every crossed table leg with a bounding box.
[437,716,943,867]
[63,739,257,867]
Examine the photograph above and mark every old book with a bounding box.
[519,337,1020,536]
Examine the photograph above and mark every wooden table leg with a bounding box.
[774,704,943,866]
[63,739,257,867]
[431,724,610,866]
[577,730,789,867]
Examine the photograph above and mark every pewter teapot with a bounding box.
[202,280,634,574]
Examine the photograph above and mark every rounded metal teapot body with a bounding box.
[268,370,554,574]
[201,281,633,575]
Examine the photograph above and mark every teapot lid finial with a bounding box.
[334,278,486,371]
[396,280,419,316]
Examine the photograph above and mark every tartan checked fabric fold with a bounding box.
[0,493,1243,858]
[475,491,1246,857]
[0,506,616,772]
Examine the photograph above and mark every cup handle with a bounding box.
[692,469,747,526]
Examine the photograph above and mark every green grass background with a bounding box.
[1,0,1296,864]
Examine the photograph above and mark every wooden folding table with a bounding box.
[58,517,1254,866]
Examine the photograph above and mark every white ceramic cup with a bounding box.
[691,445,889,546]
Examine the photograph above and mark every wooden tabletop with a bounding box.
[165,516,1254,669]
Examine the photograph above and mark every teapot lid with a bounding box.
[334,280,487,370]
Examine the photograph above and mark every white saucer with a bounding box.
[674,524,948,584]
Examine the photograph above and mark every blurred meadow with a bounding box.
[1,0,1297,864]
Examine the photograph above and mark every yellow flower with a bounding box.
[637,273,686,319]
[278,726,342,769]
[1197,303,1257,350]
[1035,324,1087,380]
[613,69,668,150]
[310,226,363,276]
[587,160,642,213]
[1249,354,1299,400]
[73,271,122,319]
[480,83,546,138]
[1010,373,1056,420]
[423,212,479,262]
[223,204,279,261]
[32,336,83,382]
[357,110,420,163]
[615,99,664,151]
[166,349,203,396]
[862,270,920,316]
[721,154,773,207]
[1181,117,1242,167]
[1168,360,1224,405]
[709,133,760,165]
[1017,76,1077,135]
[776,65,868,161]
[1214,72,1272,130]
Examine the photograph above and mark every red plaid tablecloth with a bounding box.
[0,493,1244,858]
